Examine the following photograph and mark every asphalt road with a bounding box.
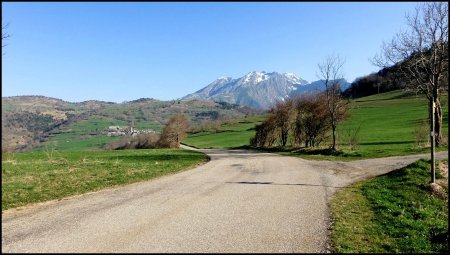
[2,148,447,253]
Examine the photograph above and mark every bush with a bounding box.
[158,114,188,148]
[250,92,334,149]
[105,133,161,150]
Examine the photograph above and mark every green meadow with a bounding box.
[183,90,448,159]
[38,116,128,151]
[2,149,208,211]
[330,159,448,253]
[335,90,448,158]
[183,115,265,149]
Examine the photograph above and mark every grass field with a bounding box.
[329,159,448,253]
[183,115,265,149]
[183,90,448,159]
[335,90,448,158]
[1,149,208,211]
[39,135,121,151]
[36,116,128,151]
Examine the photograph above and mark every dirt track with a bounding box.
[2,148,447,253]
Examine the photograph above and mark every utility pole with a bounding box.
[431,96,435,184]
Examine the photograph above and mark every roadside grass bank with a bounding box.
[1,149,208,211]
[329,159,448,253]
[250,145,449,161]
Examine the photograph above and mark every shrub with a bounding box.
[105,133,161,150]
[158,114,189,148]
[414,120,430,148]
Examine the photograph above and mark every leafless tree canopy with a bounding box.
[158,114,189,148]
[294,93,331,148]
[250,114,278,148]
[250,91,342,149]
[317,54,349,150]
[373,2,448,96]
[271,99,294,147]
[372,2,448,145]
[2,22,10,49]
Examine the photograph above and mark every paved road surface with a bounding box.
[2,148,447,253]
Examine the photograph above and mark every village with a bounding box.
[104,126,156,137]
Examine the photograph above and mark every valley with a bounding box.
[2,2,448,253]
[2,96,259,152]
[2,66,448,255]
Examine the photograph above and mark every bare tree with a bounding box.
[158,114,189,148]
[271,99,294,147]
[317,54,349,150]
[296,92,331,148]
[250,114,278,148]
[250,92,333,149]
[2,22,10,52]
[372,2,448,147]
[292,97,305,147]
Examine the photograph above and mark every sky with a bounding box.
[2,2,419,103]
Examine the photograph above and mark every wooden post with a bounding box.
[431,96,435,184]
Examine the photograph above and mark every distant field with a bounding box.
[1,149,208,211]
[334,90,448,159]
[36,116,127,151]
[183,115,265,149]
[2,95,251,152]
[183,90,448,159]
[40,114,263,151]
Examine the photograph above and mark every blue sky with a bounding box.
[2,2,419,103]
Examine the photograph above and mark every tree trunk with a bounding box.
[430,97,436,183]
[331,124,337,150]
[434,97,443,146]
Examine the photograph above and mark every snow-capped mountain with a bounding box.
[182,71,309,109]
[182,71,350,109]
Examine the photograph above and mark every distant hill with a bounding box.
[288,78,351,97]
[342,43,448,99]
[342,66,406,99]
[182,71,350,109]
[1,96,261,151]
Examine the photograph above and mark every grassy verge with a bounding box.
[184,129,258,149]
[270,146,448,161]
[1,149,208,211]
[329,159,448,253]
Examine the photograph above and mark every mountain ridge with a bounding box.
[182,71,350,109]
